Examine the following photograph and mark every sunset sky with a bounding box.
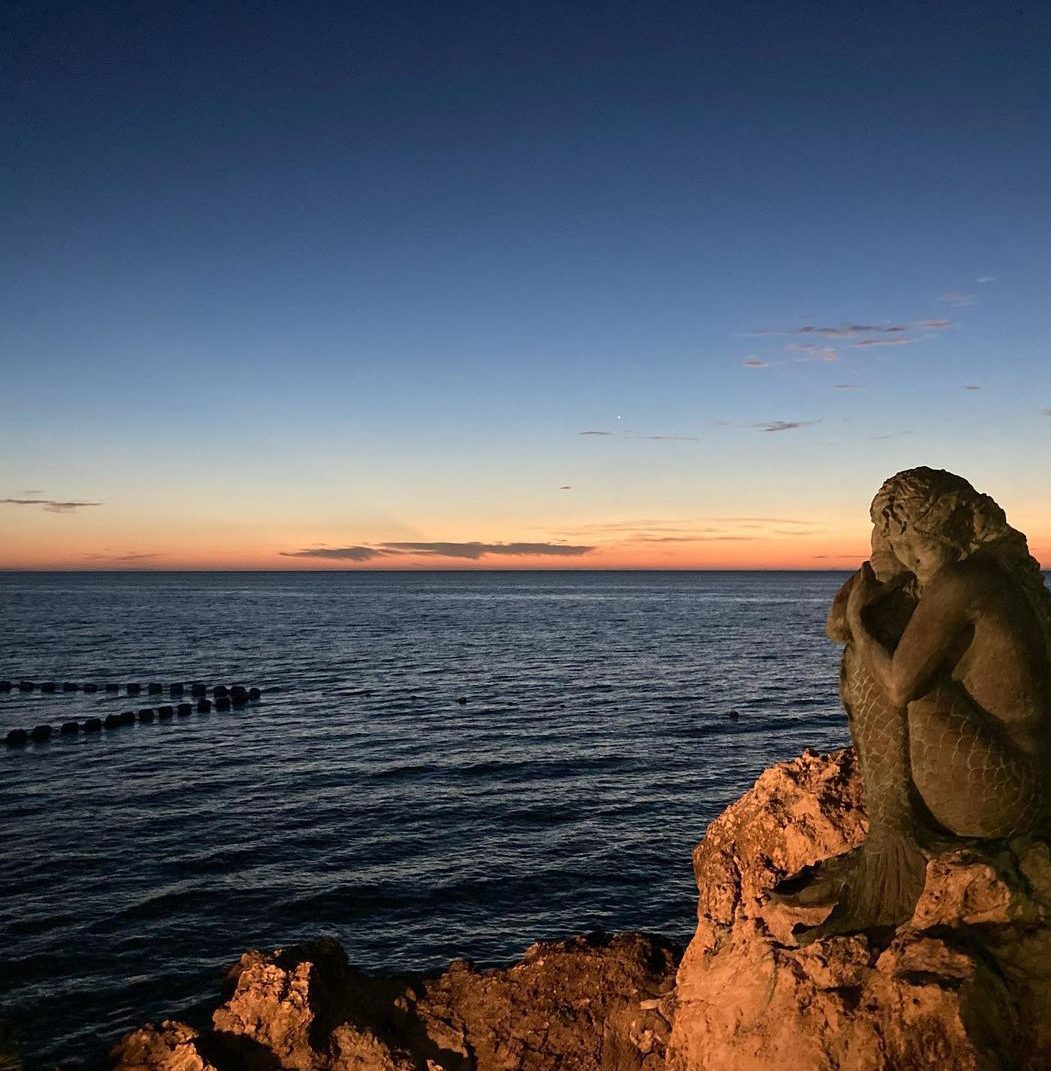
[3,2,1051,569]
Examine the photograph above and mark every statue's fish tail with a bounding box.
[843,646,915,838]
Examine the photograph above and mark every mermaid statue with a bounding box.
[777,466,1051,942]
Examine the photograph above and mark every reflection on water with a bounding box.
[1,570,851,1066]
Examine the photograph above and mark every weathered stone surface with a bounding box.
[804,467,1051,940]
[109,1022,218,1071]
[412,932,678,1071]
[109,932,678,1071]
[667,747,1051,1071]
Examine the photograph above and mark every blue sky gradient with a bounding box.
[3,1,1051,567]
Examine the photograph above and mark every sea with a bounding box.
[1,570,853,1067]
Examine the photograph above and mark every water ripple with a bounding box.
[1,570,851,1067]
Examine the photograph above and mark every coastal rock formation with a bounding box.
[666,747,1051,1071]
[109,932,679,1071]
[109,745,1051,1071]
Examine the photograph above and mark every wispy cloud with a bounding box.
[976,276,995,284]
[1,497,102,513]
[852,336,917,348]
[281,546,392,561]
[281,541,594,562]
[787,343,838,362]
[833,383,864,390]
[939,291,975,307]
[636,535,758,543]
[381,541,593,559]
[632,433,703,442]
[752,420,818,433]
[712,516,819,525]
[533,516,823,537]
[576,429,704,443]
[748,320,951,339]
[84,551,163,562]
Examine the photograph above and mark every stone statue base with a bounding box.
[666,748,1051,1071]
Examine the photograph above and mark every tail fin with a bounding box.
[793,834,927,944]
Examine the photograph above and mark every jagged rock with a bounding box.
[666,747,1051,1071]
[110,933,678,1071]
[410,932,679,1071]
[109,1022,218,1071]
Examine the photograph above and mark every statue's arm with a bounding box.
[848,566,968,708]
[827,574,855,642]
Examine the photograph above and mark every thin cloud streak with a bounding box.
[576,429,704,443]
[1,497,102,513]
[281,541,595,562]
[748,319,951,339]
[281,546,392,561]
[853,337,918,348]
[752,420,818,433]
[381,541,593,559]
[635,535,758,543]
[633,434,703,442]
[712,517,820,525]
[84,551,163,562]
[529,517,824,540]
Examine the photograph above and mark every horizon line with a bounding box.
[2,565,867,574]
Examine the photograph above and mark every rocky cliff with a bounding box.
[666,747,1051,1071]
[109,747,1051,1070]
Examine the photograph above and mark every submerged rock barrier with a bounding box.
[2,681,265,747]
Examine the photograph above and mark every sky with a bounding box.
[2,0,1051,569]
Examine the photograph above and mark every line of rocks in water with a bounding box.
[0,679,247,697]
[4,683,263,747]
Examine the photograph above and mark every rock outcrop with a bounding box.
[667,747,1051,1071]
[110,932,679,1071]
[109,745,1051,1071]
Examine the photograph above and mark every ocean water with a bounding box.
[1,570,852,1067]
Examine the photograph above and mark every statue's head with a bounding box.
[866,466,1051,656]
[870,467,1009,584]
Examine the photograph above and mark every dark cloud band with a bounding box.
[282,541,594,561]
[1,498,101,513]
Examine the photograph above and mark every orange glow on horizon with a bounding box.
[5,506,1051,572]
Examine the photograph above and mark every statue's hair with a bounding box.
[871,466,1051,653]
